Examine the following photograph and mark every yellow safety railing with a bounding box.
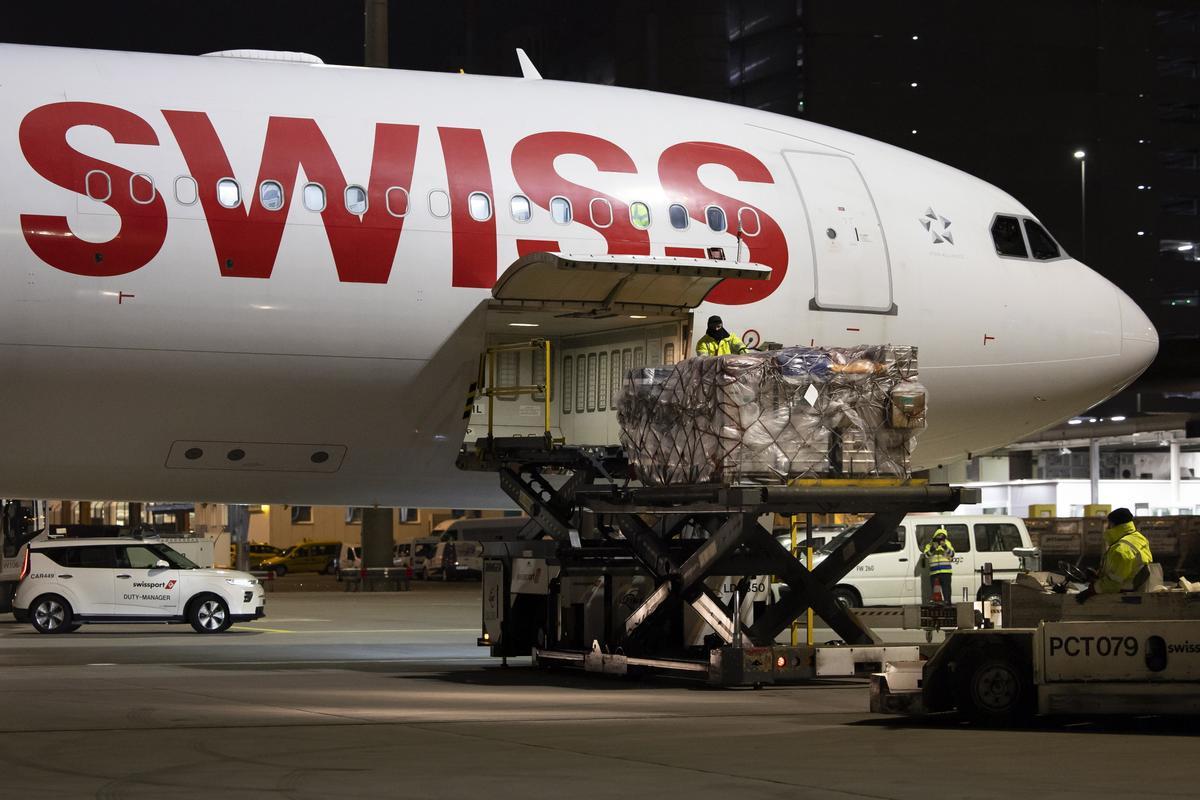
[790,512,815,647]
[479,339,552,441]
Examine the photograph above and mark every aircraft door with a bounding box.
[784,151,894,313]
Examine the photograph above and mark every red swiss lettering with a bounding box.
[163,111,418,283]
[511,132,649,257]
[439,127,497,288]
[658,142,788,304]
[19,102,167,277]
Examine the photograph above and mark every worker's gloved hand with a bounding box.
[1074,586,1096,604]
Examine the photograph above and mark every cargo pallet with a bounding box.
[465,437,979,686]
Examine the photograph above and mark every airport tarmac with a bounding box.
[1,584,1196,799]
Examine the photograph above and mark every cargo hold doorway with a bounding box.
[471,252,771,449]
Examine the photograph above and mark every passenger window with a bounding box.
[217,178,241,209]
[669,203,689,229]
[1023,219,1061,260]
[510,194,532,222]
[706,205,727,232]
[85,169,112,202]
[663,342,676,365]
[875,528,906,554]
[303,183,326,212]
[130,173,156,205]
[259,180,284,211]
[386,186,409,217]
[551,196,572,224]
[916,524,971,553]
[174,176,198,205]
[633,346,645,368]
[590,198,613,228]
[345,185,368,215]
[428,189,451,218]
[990,215,1027,258]
[561,356,572,414]
[468,191,492,222]
[73,546,117,569]
[123,545,164,569]
[737,207,761,236]
[630,201,651,229]
[974,523,1024,552]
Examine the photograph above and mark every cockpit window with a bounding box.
[1023,219,1061,260]
[991,215,1028,258]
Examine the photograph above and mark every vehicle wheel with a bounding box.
[829,586,861,611]
[978,585,1003,604]
[189,594,232,634]
[953,645,1034,725]
[30,594,74,634]
[273,565,288,578]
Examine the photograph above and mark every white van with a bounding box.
[815,515,1033,608]
[424,540,483,581]
[410,536,442,577]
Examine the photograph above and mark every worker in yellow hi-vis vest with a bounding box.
[1076,507,1153,603]
[696,315,747,356]
[922,527,955,603]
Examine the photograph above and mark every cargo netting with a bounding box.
[616,345,925,486]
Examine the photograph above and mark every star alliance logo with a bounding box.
[919,207,954,244]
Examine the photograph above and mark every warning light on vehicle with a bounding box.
[19,548,30,581]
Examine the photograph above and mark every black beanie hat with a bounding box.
[1107,507,1134,526]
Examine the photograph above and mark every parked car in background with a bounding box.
[424,540,483,581]
[259,540,340,577]
[410,537,441,577]
[339,542,411,572]
[229,541,282,569]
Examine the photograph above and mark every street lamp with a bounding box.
[1073,150,1086,258]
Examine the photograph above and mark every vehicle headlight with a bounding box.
[226,578,258,588]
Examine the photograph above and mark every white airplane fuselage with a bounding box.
[0,45,1157,507]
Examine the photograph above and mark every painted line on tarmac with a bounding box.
[236,627,479,634]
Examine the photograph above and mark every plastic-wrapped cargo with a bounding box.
[616,345,924,486]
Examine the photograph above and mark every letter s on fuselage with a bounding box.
[0,45,1155,507]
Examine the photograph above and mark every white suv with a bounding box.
[13,537,265,634]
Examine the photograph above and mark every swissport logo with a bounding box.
[165,579,177,590]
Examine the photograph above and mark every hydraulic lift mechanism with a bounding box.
[463,439,978,686]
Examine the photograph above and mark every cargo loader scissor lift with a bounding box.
[466,438,978,686]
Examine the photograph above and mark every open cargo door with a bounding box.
[492,252,771,317]
[476,252,772,449]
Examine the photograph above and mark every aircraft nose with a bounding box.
[1116,287,1158,377]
